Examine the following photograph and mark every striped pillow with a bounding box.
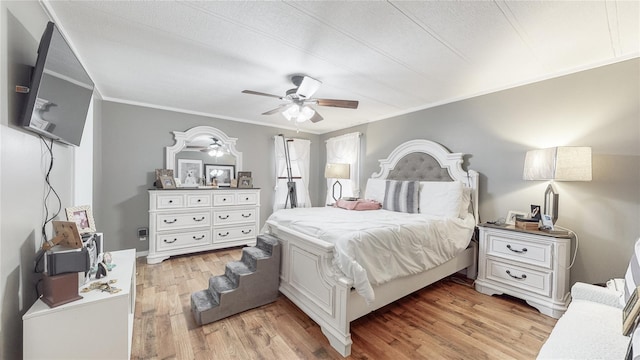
[625,238,640,303]
[383,180,419,213]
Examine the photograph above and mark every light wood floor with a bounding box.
[132,247,557,360]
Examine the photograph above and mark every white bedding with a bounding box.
[265,207,475,304]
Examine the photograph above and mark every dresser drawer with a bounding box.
[187,194,211,207]
[156,211,211,231]
[487,234,553,269]
[213,193,236,206]
[156,194,184,209]
[213,208,256,225]
[485,258,551,297]
[213,225,256,244]
[236,192,258,205]
[157,229,211,250]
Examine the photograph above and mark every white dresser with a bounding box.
[147,188,260,264]
[475,223,572,318]
[23,249,136,359]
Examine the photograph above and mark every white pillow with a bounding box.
[419,181,463,218]
[459,187,472,218]
[364,178,386,203]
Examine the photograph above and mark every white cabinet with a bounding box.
[147,189,260,264]
[475,224,572,318]
[23,249,136,359]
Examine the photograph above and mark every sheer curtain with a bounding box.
[273,136,312,211]
[325,132,361,205]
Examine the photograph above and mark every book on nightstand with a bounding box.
[515,218,539,231]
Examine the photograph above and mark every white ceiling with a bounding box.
[42,1,639,134]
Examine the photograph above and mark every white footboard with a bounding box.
[264,220,477,357]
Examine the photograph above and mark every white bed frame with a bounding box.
[263,139,480,356]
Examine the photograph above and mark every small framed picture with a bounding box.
[205,164,235,187]
[506,210,527,225]
[238,171,252,179]
[65,205,96,234]
[158,175,176,189]
[177,159,203,187]
[530,204,542,220]
[238,176,253,189]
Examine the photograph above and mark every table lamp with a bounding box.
[523,146,592,224]
[325,163,350,203]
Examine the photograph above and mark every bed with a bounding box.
[262,139,480,356]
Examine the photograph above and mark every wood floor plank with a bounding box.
[132,248,556,359]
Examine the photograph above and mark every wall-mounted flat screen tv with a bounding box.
[21,21,94,147]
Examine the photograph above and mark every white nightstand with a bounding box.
[475,223,572,318]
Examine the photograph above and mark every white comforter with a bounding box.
[265,207,475,303]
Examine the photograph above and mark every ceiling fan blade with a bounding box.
[262,104,290,115]
[309,110,323,123]
[241,90,283,99]
[296,76,322,99]
[316,99,359,109]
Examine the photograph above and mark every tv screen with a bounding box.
[21,22,94,147]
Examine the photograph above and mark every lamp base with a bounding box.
[332,180,343,203]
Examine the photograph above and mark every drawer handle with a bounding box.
[506,244,527,254]
[164,238,177,244]
[242,213,252,218]
[193,216,205,222]
[222,198,227,202]
[218,215,229,220]
[168,200,173,203]
[164,219,178,224]
[197,199,202,203]
[242,229,252,234]
[218,232,230,237]
[505,270,527,280]
[193,235,205,241]
[245,197,250,201]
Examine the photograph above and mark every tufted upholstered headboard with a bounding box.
[370,139,479,223]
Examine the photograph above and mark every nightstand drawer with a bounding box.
[486,259,552,297]
[487,235,552,269]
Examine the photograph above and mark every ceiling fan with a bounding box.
[242,75,359,123]
[186,137,227,157]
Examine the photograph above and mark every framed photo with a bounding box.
[238,171,252,179]
[205,164,235,187]
[238,176,253,189]
[506,210,527,225]
[158,175,176,189]
[155,168,173,179]
[65,205,96,234]
[530,204,542,220]
[177,159,203,187]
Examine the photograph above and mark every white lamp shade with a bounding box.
[325,163,350,179]
[523,147,592,181]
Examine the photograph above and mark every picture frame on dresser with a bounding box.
[158,175,176,189]
[65,205,96,234]
[238,176,253,188]
[205,164,235,187]
[177,159,202,187]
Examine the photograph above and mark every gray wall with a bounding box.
[99,102,321,252]
[1,3,76,358]
[319,58,640,285]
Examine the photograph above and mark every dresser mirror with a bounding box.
[166,126,242,186]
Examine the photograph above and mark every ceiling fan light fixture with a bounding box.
[296,76,322,99]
